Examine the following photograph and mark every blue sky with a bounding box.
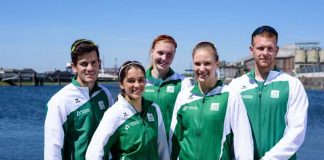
[1,0,323,73]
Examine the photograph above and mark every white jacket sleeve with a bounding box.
[262,80,308,160]
[86,108,119,160]
[229,90,254,160]
[44,104,65,160]
[154,104,170,160]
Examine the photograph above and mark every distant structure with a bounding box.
[238,42,324,78]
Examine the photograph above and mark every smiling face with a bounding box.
[250,33,279,71]
[193,47,219,84]
[72,50,100,89]
[151,41,176,73]
[120,67,146,102]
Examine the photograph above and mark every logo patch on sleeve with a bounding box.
[210,103,220,111]
[271,90,280,98]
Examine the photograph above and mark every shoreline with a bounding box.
[1,79,323,90]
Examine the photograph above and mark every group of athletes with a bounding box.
[44,25,309,160]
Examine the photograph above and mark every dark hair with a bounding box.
[251,25,278,45]
[119,61,145,83]
[192,41,219,61]
[70,39,100,65]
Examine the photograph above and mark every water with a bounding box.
[0,85,323,159]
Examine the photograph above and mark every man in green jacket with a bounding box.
[229,25,308,160]
[44,39,114,160]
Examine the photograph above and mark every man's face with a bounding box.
[250,35,279,70]
[72,50,100,88]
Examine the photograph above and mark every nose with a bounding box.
[161,53,167,60]
[134,80,142,87]
[199,65,206,71]
[86,62,97,71]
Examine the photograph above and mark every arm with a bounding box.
[229,91,254,160]
[154,104,170,160]
[44,103,65,160]
[86,107,119,160]
[262,80,308,160]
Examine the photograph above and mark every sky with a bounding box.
[1,0,324,73]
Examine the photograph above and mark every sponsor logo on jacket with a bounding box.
[242,94,253,99]
[125,120,140,130]
[77,108,90,116]
[183,106,198,111]
[145,89,155,93]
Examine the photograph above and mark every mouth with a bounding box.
[157,60,169,67]
[132,88,143,95]
[197,72,208,79]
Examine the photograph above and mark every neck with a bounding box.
[151,66,169,79]
[198,78,217,94]
[125,96,142,112]
[254,65,274,81]
[76,77,95,90]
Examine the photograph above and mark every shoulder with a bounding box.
[47,83,76,105]
[228,74,251,90]
[273,72,304,88]
[98,84,113,95]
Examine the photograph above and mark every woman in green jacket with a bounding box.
[169,41,254,160]
[86,61,169,160]
[143,35,192,140]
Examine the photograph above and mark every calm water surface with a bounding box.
[0,85,322,159]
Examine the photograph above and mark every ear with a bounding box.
[275,46,279,56]
[249,46,254,55]
[71,63,78,73]
[98,59,102,70]
[119,82,124,90]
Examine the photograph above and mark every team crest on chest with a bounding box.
[166,86,174,93]
[147,113,155,121]
[270,90,280,98]
[210,103,220,111]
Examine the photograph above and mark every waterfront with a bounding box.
[0,85,323,159]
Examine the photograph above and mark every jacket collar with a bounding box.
[191,80,224,97]
[145,66,177,85]
[71,76,100,95]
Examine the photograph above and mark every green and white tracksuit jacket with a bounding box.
[85,94,170,160]
[144,67,192,140]
[169,81,254,160]
[229,68,308,160]
[44,78,114,160]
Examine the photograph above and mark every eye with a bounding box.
[138,78,146,83]
[90,60,99,65]
[78,62,89,67]
[127,79,135,83]
[194,62,201,66]
[256,47,265,51]
[166,53,173,57]
[157,51,164,55]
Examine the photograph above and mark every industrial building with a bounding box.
[239,42,324,78]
